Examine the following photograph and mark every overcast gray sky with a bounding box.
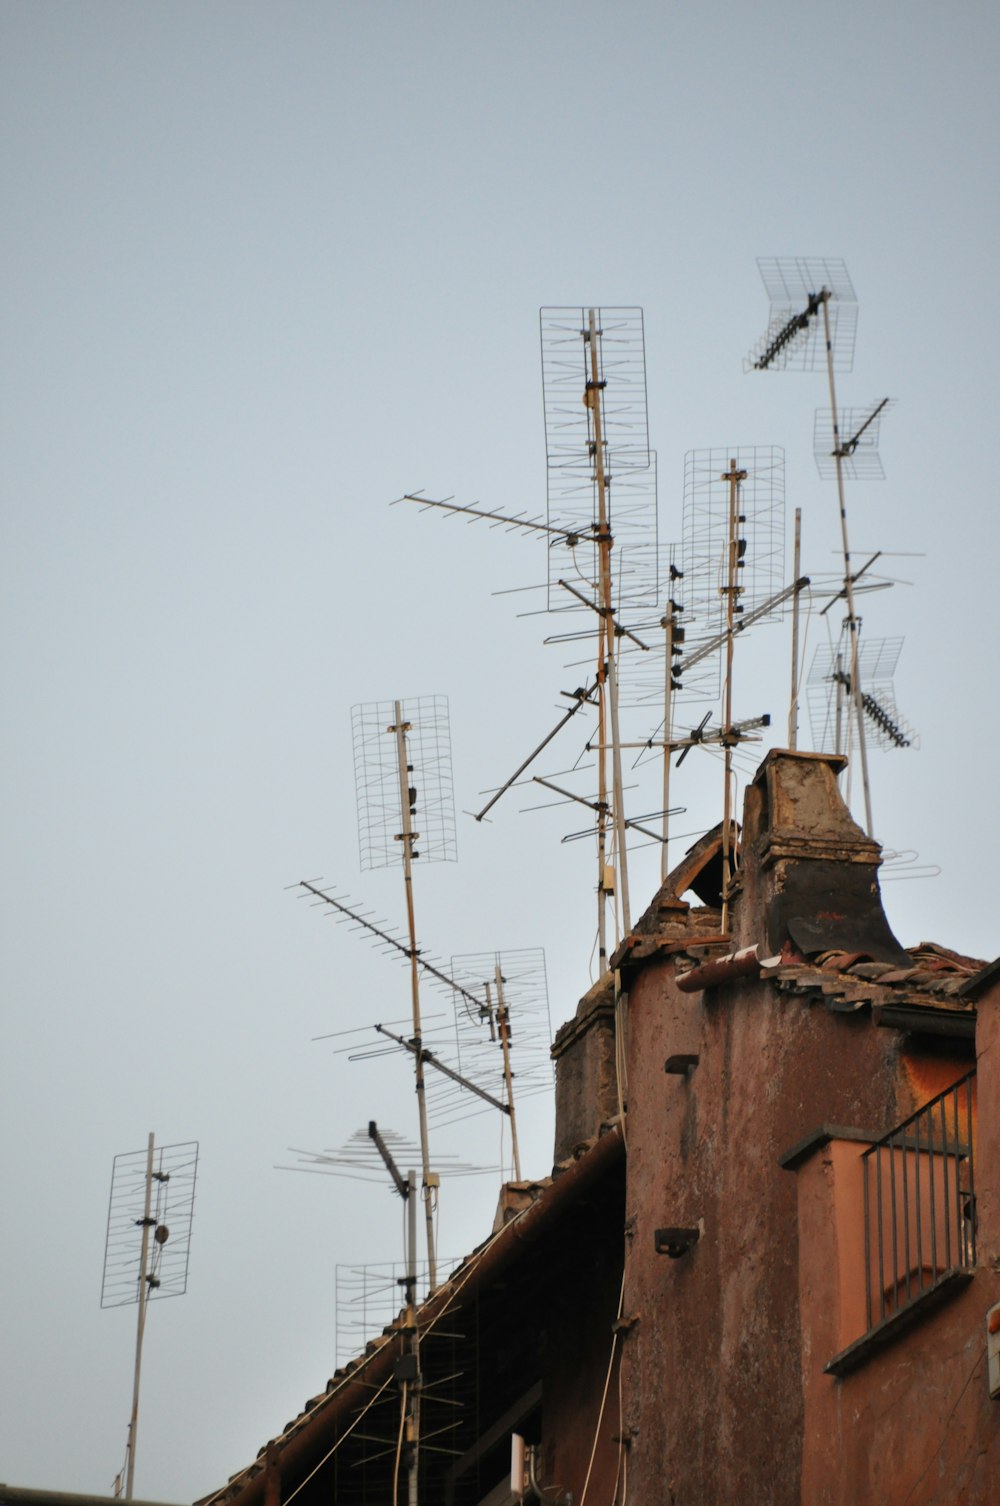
[2,2,998,1500]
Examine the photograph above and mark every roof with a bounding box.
[197,1120,625,1506]
[760,940,985,1035]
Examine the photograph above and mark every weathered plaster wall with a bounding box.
[793,1132,1000,1506]
[618,948,914,1505]
[551,976,618,1162]
[539,1152,625,1504]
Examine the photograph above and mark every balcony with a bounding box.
[825,1069,976,1376]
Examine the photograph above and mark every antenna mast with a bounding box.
[390,701,437,1290]
[101,1136,198,1499]
[720,458,747,929]
[818,291,873,834]
[125,1134,154,1501]
[585,308,633,948]
[747,257,888,835]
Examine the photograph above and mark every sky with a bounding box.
[2,1,998,1500]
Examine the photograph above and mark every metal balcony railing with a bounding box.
[862,1069,976,1331]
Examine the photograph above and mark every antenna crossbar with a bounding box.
[532,775,673,848]
[374,1024,510,1115]
[817,552,882,616]
[367,1120,408,1200]
[677,577,809,675]
[555,579,651,650]
[473,679,599,821]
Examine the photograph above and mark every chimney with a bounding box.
[731,748,909,964]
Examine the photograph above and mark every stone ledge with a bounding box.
[824,1269,975,1377]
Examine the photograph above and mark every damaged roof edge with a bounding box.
[195,1120,626,1506]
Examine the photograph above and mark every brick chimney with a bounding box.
[730,748,909,964]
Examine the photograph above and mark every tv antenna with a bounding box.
[347,694,457,1292]
[807,636,918,757]
[396,308,656,975]
[679,445,788,923]
[746,257,893,837]
[286,1123,424,1500]
[617,442,802,892]
[101,1135,198,1500]
[293,880,548,1167]
[448,947,553,1181]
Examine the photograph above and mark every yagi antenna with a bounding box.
[807,637,918,756]
[101,1135,198,1500]
[293,879,486,1021]
[814,399,895,481]
[294,880,548,1168]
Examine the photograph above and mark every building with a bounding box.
[197,750,1000,1505]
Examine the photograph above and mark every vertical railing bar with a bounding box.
[888,1130,900,1315]
[875,1141,886,1321]
[914,1107,924,1296]
[862,1070,976,1335]
[927,1098,938,1282]
[952,1084,964,1270]
[941,1093,953,1273]
[963,1072,969,1271]
[901,1120,911,1305]
[863,1150,873,1329]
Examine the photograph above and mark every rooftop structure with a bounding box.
[194,748,1000,1505]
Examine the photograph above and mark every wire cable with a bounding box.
[392,1379,407,1506]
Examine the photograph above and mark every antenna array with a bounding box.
[746,255,900,835]
[745,257,858,372]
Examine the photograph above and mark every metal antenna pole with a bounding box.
[587,309,631,946]
[585,312,610,967]
[658,580,684,882]
[125,1133,154,1500]
[720,459,747,932]
[405,1168,419,1506]
[820,292,874,835]
[391,703,437,1292]
[494,963,522,1183]
[660,608,675,883]
[788,508,802,749]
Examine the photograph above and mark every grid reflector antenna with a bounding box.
[681,446,786,636]
[449,947,554,1099]
[352,695,457,870]
[100,1140,198,1308]
[540,307,658,614]
[745,257,857,372]
[615,542,720,717]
